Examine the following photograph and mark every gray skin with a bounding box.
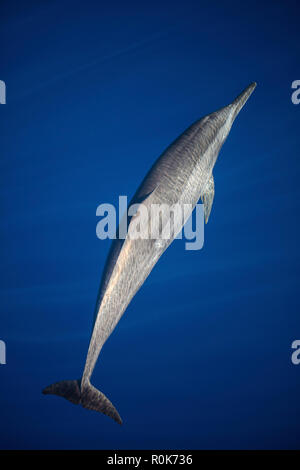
[43,82,256,424]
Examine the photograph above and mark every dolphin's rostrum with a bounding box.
[43,83,257,424]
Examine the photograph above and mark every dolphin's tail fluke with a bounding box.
[42,379,122,424]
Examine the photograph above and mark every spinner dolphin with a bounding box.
[43,83,256,424]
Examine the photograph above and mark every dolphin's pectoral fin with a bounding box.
[201,175,215,223]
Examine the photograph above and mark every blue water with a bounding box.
[1,0,300,450]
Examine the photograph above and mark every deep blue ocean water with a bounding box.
[1,0,300,449]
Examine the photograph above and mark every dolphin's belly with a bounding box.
[96,180,203,340]
[96,238,162,337]
[83,237,166,379]
[97,150,210,312]
[93,115,223,345]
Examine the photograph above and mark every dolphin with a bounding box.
[43,82,256,424]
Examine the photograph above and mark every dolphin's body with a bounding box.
[43,83,256,424]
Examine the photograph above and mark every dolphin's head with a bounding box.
[219,82,257,130]
[201,82,256,171]
[230,82,257,121]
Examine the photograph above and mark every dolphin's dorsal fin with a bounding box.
[129,186,159,217]
[134,187,157,206]
[201,175,215,223]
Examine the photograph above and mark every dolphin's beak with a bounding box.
[231,82,257,119]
